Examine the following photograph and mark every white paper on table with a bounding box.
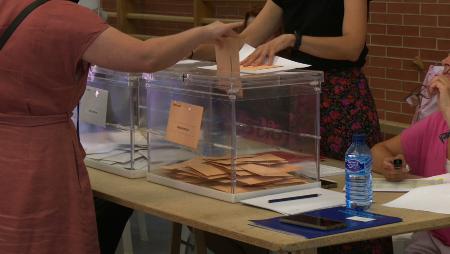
[372,178,445,192]
[241,188,345,215]
[107,130,147,146]
[198,43,310,74]
[81,130,147,154]
[426,173,450,183]
[138,150,149,159]
[116,158,148,170]
[383,183,450,214]
[177,59,200,65]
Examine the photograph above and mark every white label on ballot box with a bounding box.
[79,86,108,127]
[166,101,203,150]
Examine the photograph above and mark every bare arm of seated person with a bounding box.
[371,136,419,182]
[82,21,241,73]
[241,0,367,66]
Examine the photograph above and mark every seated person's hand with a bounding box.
[382,154,409,182]
[429,75,450,124]
[442,55,449,75]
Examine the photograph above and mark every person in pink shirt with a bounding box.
[372,72,450,253]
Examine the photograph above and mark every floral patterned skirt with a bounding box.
[318,237,393,254]
[319,68,381,159]
[294,68,390,253]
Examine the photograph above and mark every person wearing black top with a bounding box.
[241,0,381,161]
[205,1,391,254]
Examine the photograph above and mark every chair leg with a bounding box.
[171,222,182,254]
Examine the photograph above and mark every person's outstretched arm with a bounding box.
[82,21,241,73]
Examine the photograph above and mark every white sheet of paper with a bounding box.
[79,86,109,127]
[107,130,147,146]
[241,188,345,215]
[425,173,450,183]
[116,158,148,170]
[373,178,445,192]
[199,44,310,74]
[346,216,375,222]
[383,183,450,214]
[177,59,200,65]
[138,150,149,159]
[81,130,147,154]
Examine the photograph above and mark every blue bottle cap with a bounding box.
[352,133,366,142]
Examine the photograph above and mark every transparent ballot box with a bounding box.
[140,62,323,202]
[78,66,147,178]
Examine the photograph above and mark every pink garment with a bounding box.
[0,1,108,253]
[405,231,450,254]
[401,111,450,246]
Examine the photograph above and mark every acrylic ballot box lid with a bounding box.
[142,62,323,98]
[141,61,323,202]
[80,66,147,178]
[88,65,142,85]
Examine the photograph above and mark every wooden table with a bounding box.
[88,168,450,254]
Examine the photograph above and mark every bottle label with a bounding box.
[345,159,364,172]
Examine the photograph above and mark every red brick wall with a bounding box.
[366,1,450,124]
[102,0,450,124]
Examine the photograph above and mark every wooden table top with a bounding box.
[88,167,450,252]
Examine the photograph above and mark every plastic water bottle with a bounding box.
[345,133,373,210]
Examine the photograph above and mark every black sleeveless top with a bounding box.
[272,0,370,70]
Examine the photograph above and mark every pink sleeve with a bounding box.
[400,111,448,176]
[400,117,427,175]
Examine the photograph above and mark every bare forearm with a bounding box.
[84,27,206,73]
[83,22,242,73]
[299,35,365,62]
[140,27,207,71]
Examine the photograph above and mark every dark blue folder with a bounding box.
[250,206,402,239]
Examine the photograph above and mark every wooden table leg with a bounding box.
[192,228,207,254]
[171,222,182,254]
